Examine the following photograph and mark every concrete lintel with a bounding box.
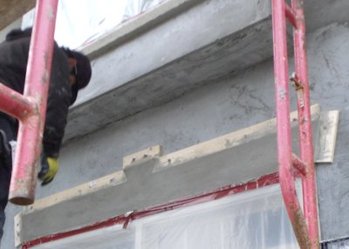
[62,0,349,144]
[16,105,326,245]
[0,0,34,31]
[64,0,272,142]
[123,145,162,168]
[81,0,204,60]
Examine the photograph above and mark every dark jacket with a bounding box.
[0,29,74,157]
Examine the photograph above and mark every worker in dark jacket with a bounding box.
[0,28,92,240]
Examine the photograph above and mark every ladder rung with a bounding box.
[285,3,297,28]
[292,154,307,176]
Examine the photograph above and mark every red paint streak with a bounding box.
[22,172,279,248]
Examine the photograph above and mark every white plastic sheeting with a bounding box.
[32,184,299,249]
[22,0,166,49]
[135,184,299,249]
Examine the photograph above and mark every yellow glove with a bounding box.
[38,155,59,186]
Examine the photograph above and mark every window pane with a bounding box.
[31,185,300,249]
[31,225,135,249]
[22,0,167,49]
[135,185,300,249]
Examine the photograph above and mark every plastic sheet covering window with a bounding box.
[22,0,167,49]
[32,185,299,249]
[134,184,299,249]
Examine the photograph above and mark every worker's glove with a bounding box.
[38,154,59,186]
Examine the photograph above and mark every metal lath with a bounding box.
[271,0,320,248]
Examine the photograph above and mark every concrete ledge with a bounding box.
[0,0,34,30]
[82,0,204,60]
[63,0,349,143]
[64,0,273,141]
[16,104,335,246]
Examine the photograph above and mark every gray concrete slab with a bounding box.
[64,0,349,144]
[16,106,323,245]
[322,238,349,249]
[304,0,349,31]
[0,0,34,30]
[64,0,273,141]
[306,23,349,242]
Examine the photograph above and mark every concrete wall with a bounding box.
[323,239,349,249]
[309,23,349,243]
[2,0,349,248]
[0,18,22,43]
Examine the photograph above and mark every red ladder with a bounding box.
[271,0,319,248]
[0,0,59,205]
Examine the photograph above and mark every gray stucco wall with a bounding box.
[322,239,349,249]
[2,8,349,249]
[60,22,349,244]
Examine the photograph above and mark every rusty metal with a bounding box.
[292,0,320,247]
[271,0,320,248]
[7,0,59,205]
[290,73,306,109]
[290,72,304,91]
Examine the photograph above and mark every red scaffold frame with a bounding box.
[0,0,59,205]
[0,0,320,248]
[272,0,320,248]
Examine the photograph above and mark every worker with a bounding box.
[0,28,92,240]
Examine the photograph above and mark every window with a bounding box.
[22,0,167,49]
[31,184,299,249]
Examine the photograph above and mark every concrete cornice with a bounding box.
[65,0,273,142]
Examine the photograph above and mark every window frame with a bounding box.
[24,172,300,249]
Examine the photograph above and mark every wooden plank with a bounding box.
[0,0,35,30]
[315,110,340,163]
